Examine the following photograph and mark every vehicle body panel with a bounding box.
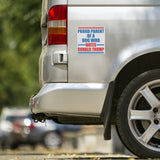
[68,5,160,83]
[31,0,160,121]
[40,0,68,85]
[31,83,108,116]
[68,0,160,6]
[39,45,68,85]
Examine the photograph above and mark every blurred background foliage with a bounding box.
[0,0,41,108]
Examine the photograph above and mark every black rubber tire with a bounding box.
[116,69,160,158]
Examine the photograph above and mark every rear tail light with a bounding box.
[29,123,36,130]
[48,5,67,45]
[13,123,21,132]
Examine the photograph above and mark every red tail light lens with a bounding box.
[48,5,67,21]
[13,123,20,131]
[48,5,67,45]
[29,123,36,130]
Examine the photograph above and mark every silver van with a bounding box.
[30,0,160,158]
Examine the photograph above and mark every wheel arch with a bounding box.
[102,51,160,140]
[110,39,160,82]
[112,51,160,123]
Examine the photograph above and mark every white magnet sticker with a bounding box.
[77,27,105,54]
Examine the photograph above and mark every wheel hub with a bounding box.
[153,108,160,124]
[156,113,160,121]
[154,118,160,125]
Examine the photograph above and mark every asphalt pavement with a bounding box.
[0,146,137,160]
[0,153,136,160]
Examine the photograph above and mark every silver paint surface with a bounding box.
[34,0,160,116]
[39,45,68,85]
[31,83,108,116]
[68,5,160,82]
[68,0,160,6]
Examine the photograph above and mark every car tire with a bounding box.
[43,132,62,150]
[116,69,160,158]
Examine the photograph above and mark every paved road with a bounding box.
[0,146,136,160]
[0,153,136,160]
[0,148,137,160]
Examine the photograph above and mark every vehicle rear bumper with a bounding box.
[30,83,108,117]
